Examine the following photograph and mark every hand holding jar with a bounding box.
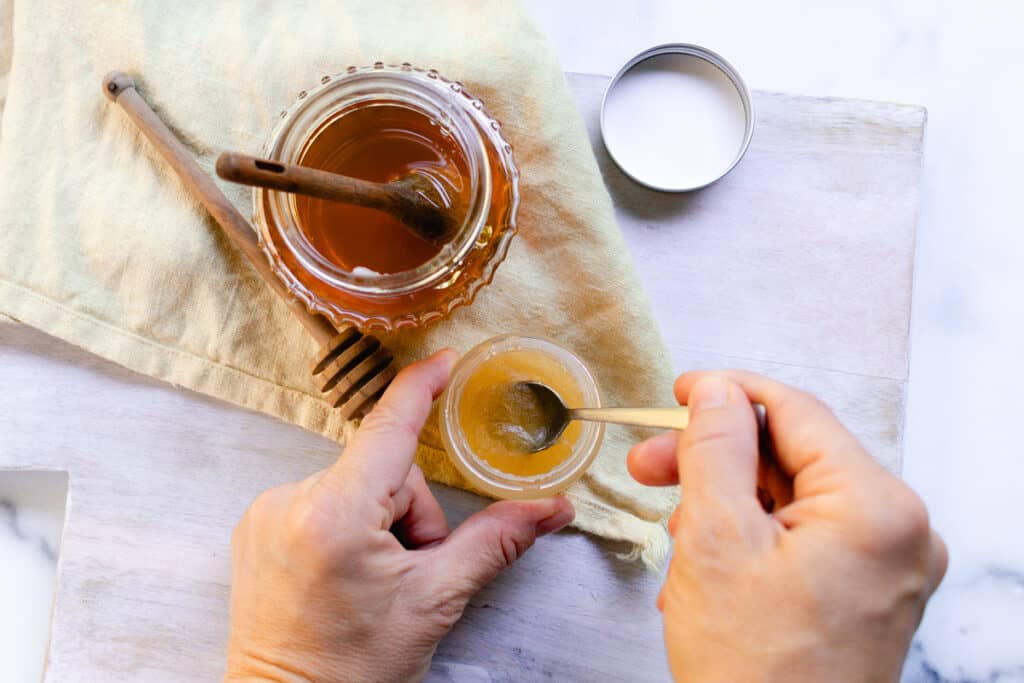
[628,372,948,682]
[224,350,573,683]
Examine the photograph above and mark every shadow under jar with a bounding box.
[256,63,519,331]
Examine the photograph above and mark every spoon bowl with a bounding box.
[495,381,573,453]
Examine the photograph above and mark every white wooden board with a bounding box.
[0,73,924,681]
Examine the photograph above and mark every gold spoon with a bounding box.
[501,381,767,453]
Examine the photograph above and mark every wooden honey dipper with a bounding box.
[215,151,457,244]
[102,70,397,419]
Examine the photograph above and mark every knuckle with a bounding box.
[284,497,325,542]
[495,527,530,566]
[931,530,950,580]
[412,563,474,628]
[854,482,931,552]
[774,386,828,415]
[233,484,289,552]
[771,390,835,436]
[244,486,286,527]
[424,581,471,627]
[282,498,344,570]
[478,528,530,574]
[685,425,739,450]
[482,510,537,569]
[884,484,931,542]
[681,427,750,465]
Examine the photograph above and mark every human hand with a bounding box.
[628,372,947,683]
[225,349,574,683]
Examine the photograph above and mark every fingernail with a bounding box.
[536,501,575,536]
[690,375,730,412]
[435,347,459,362]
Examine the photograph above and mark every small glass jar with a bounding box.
[440,335,605,500]
[255,63,519,331]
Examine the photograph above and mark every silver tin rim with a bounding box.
[600,43,755,193]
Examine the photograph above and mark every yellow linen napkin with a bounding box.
[0,0,677,566]
[0,0,10,140]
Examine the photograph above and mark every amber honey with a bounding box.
[256,64,520,331]
[295,104,470,274]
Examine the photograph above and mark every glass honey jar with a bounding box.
[255,63,519,331]
[440,335,605,500]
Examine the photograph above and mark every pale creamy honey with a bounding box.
[458,349,584,476]
[441,335,604,500]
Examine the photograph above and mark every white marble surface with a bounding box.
[2,0,1023,680]
[526,2,1024,680]
[0,472,67,682]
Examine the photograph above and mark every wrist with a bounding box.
[225,646,418,683]
[225,650,315,683]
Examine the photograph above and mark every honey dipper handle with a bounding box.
[101,71,336,347]
[216,152,407,215]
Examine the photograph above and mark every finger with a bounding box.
[677,375,761,504]
[630,419,793,503]
[425,497,574,601]
[668,505,681,536]
[390,465,450,549]
[675,375,773,551]
[325,348,459,496]
[675,370,876,480]
[627,431,680,486]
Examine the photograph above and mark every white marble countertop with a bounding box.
[3,1,1022,681]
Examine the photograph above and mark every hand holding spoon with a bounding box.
[215,151,457,244]
[499,381,767,453]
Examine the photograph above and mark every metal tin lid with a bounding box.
[600,44,754,192]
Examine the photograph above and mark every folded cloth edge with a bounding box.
[1,278,672,569]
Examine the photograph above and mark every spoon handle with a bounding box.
[568,404,767,432]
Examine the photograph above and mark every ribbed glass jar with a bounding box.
[255,63,519,331]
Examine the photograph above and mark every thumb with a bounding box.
[678,375,760,504]
[428,497,574,597]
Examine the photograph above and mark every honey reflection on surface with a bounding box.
[295,103,470,274]
[458,350,584,477]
